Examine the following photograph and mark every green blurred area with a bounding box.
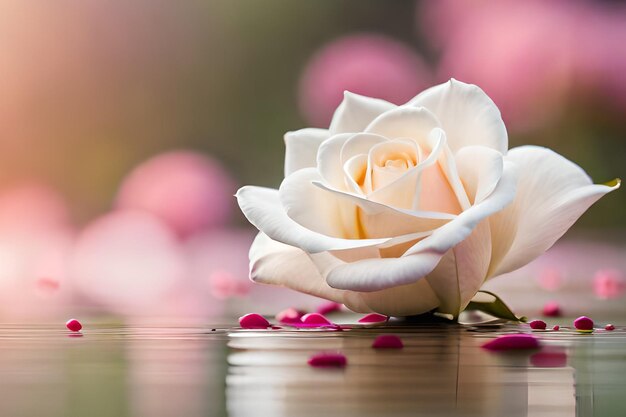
[0,0,623,230]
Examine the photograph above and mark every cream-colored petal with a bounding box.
[409,79,508,154]
[316,133,354,190]
[312,181,454,239]
[364,106,440,143]
[488,146,620,277]
[455,146,504,204]
[249,233,347,303]
[424,220,492,316]
[236,185,390,253]
[329,91,395,134]
[283,128,329,176]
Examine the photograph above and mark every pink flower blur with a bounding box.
[425,0,575,131]
[299,33,432,127]
[0,183,75,319]
[593,269,624,300]
[71,210,187,315]
[116,151,236,238]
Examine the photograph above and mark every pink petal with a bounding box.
[315,302,342,315]
[358,313,388,324]
[301,313,333,326]
[552,325,560,331]
[542,301,561,317]
[605,324,615,331]
[307,352,347,368]
[275,308,306,324]
[481,334,540,351]
[529,320,547,330]
[239,313,271,329]
[574,316,594,331]
[372,335,404,349]
[65,318,82,332]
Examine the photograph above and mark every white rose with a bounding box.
[236,79,619,317]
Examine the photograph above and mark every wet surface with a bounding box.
[1,318,626,417]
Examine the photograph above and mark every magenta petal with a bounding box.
[574,316,594,331]
[372,335,403,349]
[239,313,271,329]
[301,313,333,326]
[308,352,347,368]
[358,313,388,324]
[316,302,342,315]
[481,334,540,351]
[276,308,306,324]
[65,319,82,332]
[605,324,615,331]
[542,301,561,317]
[529,320,547,330]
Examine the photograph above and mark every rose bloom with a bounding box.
[236,79,619,317]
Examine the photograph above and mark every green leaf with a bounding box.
[465,290,527,323]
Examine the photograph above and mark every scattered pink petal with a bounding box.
[593,269,624,299]
[358,313,388,324]
[530,350,567,367]
[542,301,561,317]
[481,334,540,351]
[372,335,404,349]
[315,302,342,315]
[307,352,347,368]
[529,320,547,330]
[574,316,594,332]
[276,308,306,324]
[605,324,615,331]
[239,313,271,329]
[553,325,560,331]
[301,313,333,326]
[66,318,82,332]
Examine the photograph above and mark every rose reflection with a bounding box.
[225,328,576,417]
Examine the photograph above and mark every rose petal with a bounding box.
[65,319,82,332]
[301,313,333,326]
[372,334,404,349]
[308,352,347,368]
[529,320,547,330]
[408,79,508,154]
[329,91,395,135]
[276,308,306,324]
[284,128,329,176]
[249,233,357,307]
[316,302,342,315]
[364,106,441,144]
[239,313,271,329]
[488,146,619,277]
[542,301,561,317]
[236,186,391,253]
[455,146,504,205]
[574,316,594,331]
[358,313,388,323]
[481,334,540,351]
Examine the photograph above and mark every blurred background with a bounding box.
[0,0,624,322]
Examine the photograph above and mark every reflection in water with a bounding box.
[0,323,625,416]
[226,325,578,417]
